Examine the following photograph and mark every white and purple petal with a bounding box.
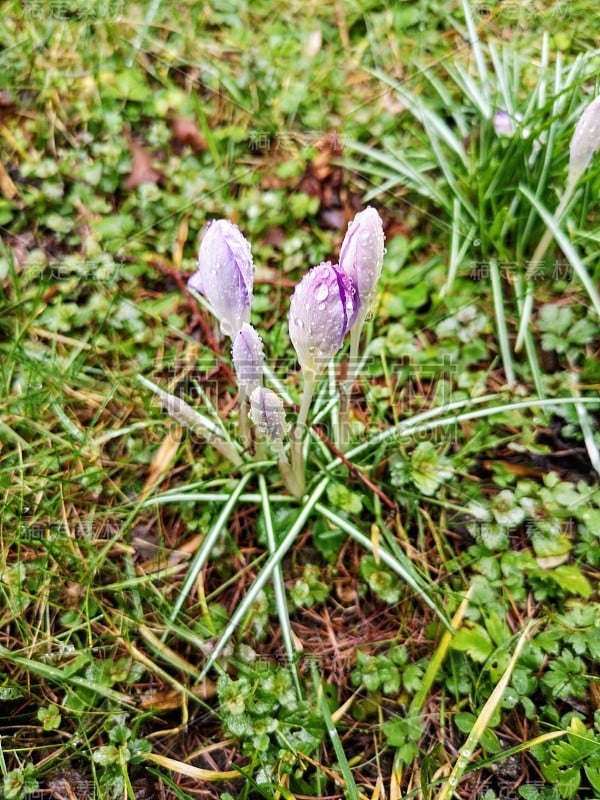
[232,323,264,397]
[188,219,254,338]
[339,206,385,315]
[289,261,358,374]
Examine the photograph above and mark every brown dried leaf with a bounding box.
[263,226,286,249]
[311,132,343,181]
[169,115,207,154]
[139,682,217,711]
[124,132,162,190]
[0,90,15,109]
[140,425,182,500]
[0,161,16,199]
[386,218,411,239]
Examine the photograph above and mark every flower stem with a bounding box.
[238,390,251,449]
[337,320,363,452]
[290,370,316,498]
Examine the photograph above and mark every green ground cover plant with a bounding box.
[0,1,598,799]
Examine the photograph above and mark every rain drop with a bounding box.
[315,283,329,302]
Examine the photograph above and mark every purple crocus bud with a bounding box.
[232,323,264,397]
[249,387,288,458]
[568,95,600,188]
[339,207,385,316]
[188,219,253,338]
[289,261,358,375]
[493,110,515,137]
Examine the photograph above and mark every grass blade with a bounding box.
[197,477,330,680]
[569,373,600,476]
[516,184,600,350]
[441,201,475,297]
[489,260,516,386]
[370,67,467,161]
[513,274,547,401]
[434,623,533,800]
[144,752,240,782]
[409,586,473,716]
[315,503,452,631]
[166,471,253,629]
[345,139,447,208]
[258,474,302,696]
[0,644,137,709]
[397,396,599,441]
[310,660,362,800]
[459,0,489,106]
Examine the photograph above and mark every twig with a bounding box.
[312,425,397,511]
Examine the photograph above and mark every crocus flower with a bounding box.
[493,110,515,137]
[339,207,385,320]
[188,219,253,338]
[288,261,358,375]
[492,110,532,141]
[249,387,288,459]
[232,323,264,397]
[568,94,600,189]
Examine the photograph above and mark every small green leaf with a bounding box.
[454,712,476,733]
[326,483,363,515]
[93,214,136,243]
[403,662,423,693]
[548,566,591,598]
[0,687,25,700]
[552,483,583,507]
[481,727,501,753]
[410,442,452,496]
[584,766,600,795]
[539,305,573,336]
[3,764,38,799]
[45,212,74,233]
[37,704,62,731]
[450,624,493,662]
[93,745,120,766]
[360,556,401,604]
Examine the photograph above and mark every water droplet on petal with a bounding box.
[315,283,329,302]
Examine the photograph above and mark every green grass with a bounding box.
[1,1,599,799]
